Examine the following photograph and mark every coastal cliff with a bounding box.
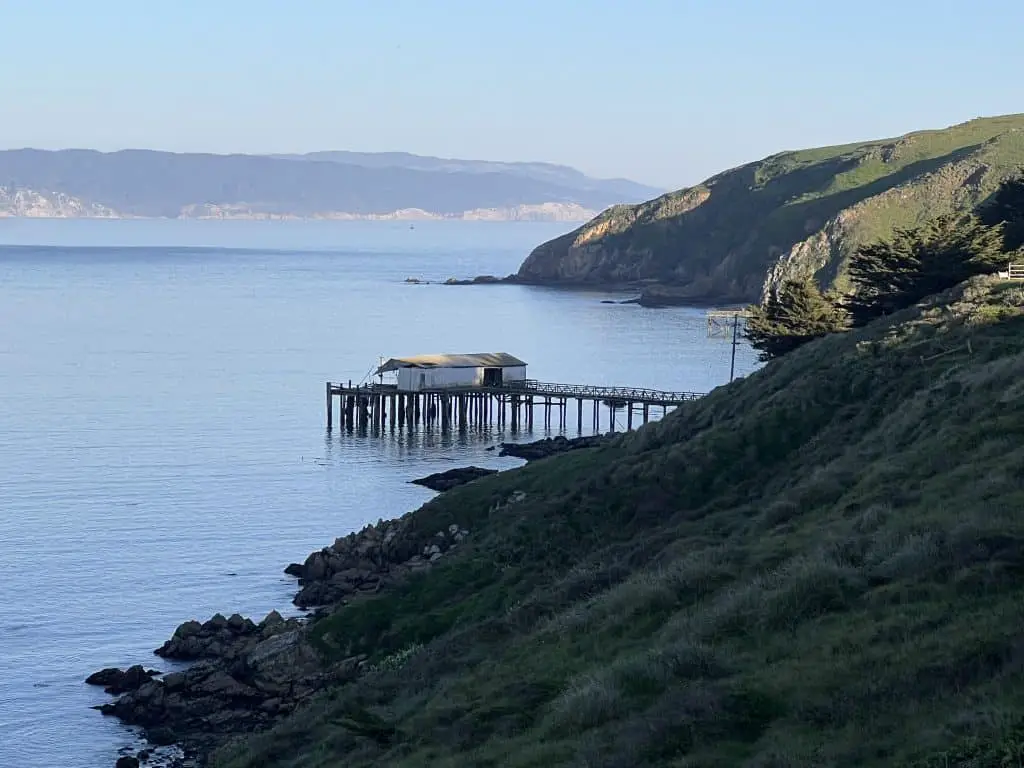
[518,114,1024,303]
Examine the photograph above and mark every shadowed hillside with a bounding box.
[518,115,1024,304]
[211,274,1024,767]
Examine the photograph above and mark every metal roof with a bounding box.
[376,352,527,374]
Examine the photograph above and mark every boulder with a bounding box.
[85,667,123,687]
[172,620,202,638]
[115,757,139,768]
[261,610,284,630]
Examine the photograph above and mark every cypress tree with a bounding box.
[978,176,1024,253]
[846,214,1004,327]
[744,277,848,361]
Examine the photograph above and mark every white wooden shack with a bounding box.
[375,352,528,391]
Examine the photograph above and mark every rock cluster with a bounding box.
[86,665,162,695]
[411,466,498,491]
[499,433,611,461]
[154,611,293,661]
[442,274,516,286]
[94,611,335,759]
[286,518,470,608]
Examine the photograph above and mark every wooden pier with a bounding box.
[325,379,704,434]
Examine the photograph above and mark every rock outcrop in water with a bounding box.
[86,666,162,695]
[411,466,498,491]
[498,433,612,461]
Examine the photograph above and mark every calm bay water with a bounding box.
[0,219,758,767]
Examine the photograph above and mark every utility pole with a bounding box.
[729,313,739,383]
[706,309,750,385]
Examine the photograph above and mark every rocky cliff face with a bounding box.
[0,186,118,217]
[517,115,1024,304]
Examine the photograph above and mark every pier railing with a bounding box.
[494,379,703,405]
[329,379,704,406]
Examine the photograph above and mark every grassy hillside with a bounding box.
[214,274,1024,767]
[517,115,1024,303]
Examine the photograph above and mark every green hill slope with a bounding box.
[517,115,1024,304]
[215,275,1024,767]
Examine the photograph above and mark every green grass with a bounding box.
[518,114,1024,302]
[214,275,1024,768]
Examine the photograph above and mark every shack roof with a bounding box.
[376,352,527,374]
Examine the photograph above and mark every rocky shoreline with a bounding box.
[86,434,611,766]
[88,497,475,766]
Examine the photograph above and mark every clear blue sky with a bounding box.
[2,0,1022,188]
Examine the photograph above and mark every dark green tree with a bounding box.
[744,277,848,361]
[845,213,1004,327]
[978,175,1024,253]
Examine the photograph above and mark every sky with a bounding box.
[1,0,1022,189]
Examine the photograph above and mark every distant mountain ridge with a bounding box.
[0,148,663,221]
[267,150,663,201]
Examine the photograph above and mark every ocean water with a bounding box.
[0,219,759,767]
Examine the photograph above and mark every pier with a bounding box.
[325,378,703,433]
[325,353,705,435]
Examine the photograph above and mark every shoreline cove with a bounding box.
[86,434,596,766]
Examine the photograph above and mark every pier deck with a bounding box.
[325,379,704,433]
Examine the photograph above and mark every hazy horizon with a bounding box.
[3,0,1023,188]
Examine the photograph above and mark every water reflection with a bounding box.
[322,407,672,459]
